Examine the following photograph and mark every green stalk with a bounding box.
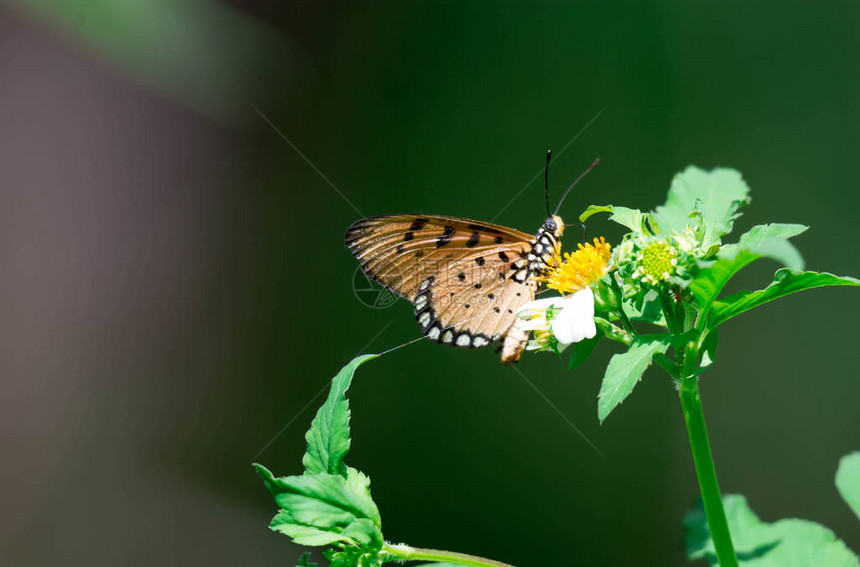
[659,287,682,335]
[609,275,636,335]
[382,543,515,567]
[679,344,738,567]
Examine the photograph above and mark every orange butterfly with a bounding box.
[345,156,598,364]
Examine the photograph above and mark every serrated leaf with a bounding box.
[652,166,751,248]
[303,354,379,477]
[568,335,600,369]
[684,494,859,566]
[836,452,860,522]
[254,464,382,547]
[689,224,808,321]
[597,335,671,422]
[710,270,860,327]
[346,466,373,500]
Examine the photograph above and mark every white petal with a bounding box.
[551,287,596,344]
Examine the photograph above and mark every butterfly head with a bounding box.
[542,215,565,239]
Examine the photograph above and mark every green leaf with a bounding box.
[725,223,808,270]
[568,336,600,369]
[254,464,383,548]
[652,166,751,248]
[580,204,651,234]
[689,224,808,322]
[710,270,860,327]
[836,452,860,522]
[597,335,671,422]
[297,552,318,567]
[624,290,666,325]
[303,354,379,477]
[684,494,859,566]
[699,328,719,370]
[579,204,613,222]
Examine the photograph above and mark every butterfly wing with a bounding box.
[346,215,544,362]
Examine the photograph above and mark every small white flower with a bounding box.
[551,287,597,344]
[516,287,597,352]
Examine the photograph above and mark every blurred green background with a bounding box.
[1,1,858,565]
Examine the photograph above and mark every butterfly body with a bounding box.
[345,214,564,363]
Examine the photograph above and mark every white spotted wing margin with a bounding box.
[345,214,564,363]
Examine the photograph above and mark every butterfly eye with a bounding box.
[543,217,557,231]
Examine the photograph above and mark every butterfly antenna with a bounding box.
[544,149,552,218]
[553,158,600,216]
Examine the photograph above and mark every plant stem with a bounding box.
[383,543,515,567]
[678,364,738,567]
[659,288,681,335]
[609,275,636,335]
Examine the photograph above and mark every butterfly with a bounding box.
[345,155,598,364]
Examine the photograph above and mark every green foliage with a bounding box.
[710,270,860,327]
[684,494,859,566]
[699,328,719,370]
[581,167,858,564]
[297,552,319,567]
[257,355,513,567]
[836,452,860,521]
[304,354,378,476]
[256,355,386,567]
[597,335,671,422]
[624,290,666,325]
[689,224,808,322]
[580,204,650,235]
[254,466,382,547]
[652,166,751,249]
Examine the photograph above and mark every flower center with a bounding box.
[638,241,677,282]
[540,237,611,294]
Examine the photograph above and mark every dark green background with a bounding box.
[1,2,857,565]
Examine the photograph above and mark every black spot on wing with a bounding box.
[466,231,480,247]
[436,225,455,248]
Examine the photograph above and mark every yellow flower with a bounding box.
[539,237,611,294]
